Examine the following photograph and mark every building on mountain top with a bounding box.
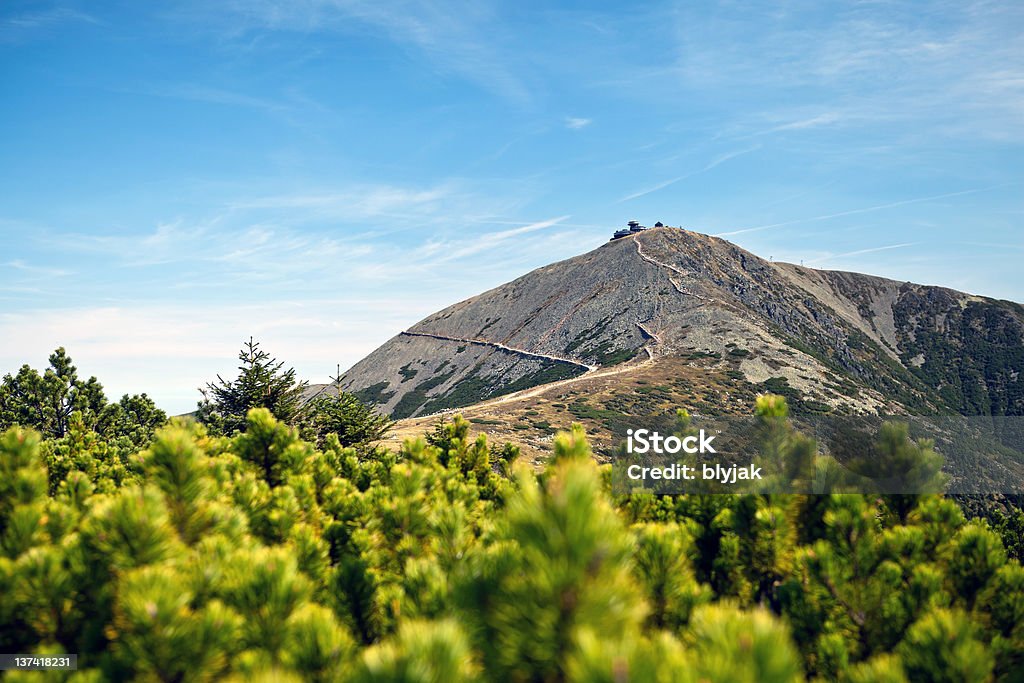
[612,220,650,240]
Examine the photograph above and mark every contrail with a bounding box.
[618,145,761,203]
[714,184,1012,238]
[618,176,687,203]
[805,242,917,266]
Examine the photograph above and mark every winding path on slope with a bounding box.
[635,320,661,360]
[400,331,597,371]
[634,237,714,303]
[405,320,664,418]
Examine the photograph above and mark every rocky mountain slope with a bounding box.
[336,226,1023,457]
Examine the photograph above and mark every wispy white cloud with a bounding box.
[191,0,531,103]
[56,220,372,282]
[230,184,455,220]
[590,0,1024,143]
[462,218,607,229]
[1,7,100,37]
[3,260,72,278]
[138,83,291,113]
[565,117,592,129]
[956,241,1024,251]
[26,181,585,306]
[404,216,572,269]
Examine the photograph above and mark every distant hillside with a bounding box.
[324,226,1020,469]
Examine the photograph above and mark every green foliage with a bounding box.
[848,421,948,522]
[990,503,1024,562]
[632,522,711,629]
[355,619,477,683]
[894,297,1024,416]
[197,337,308,434]
[0,394,1020,681]
[453,428,648,682]
[306,388,393,450]
[753,394,816,492]
[352,381,396,407]
[897,608,994,683]
[684,603,804,682]
[0,429,47,549]
[845,654,908,683]
[0,347,165,443]
[233,408,314,487]
[41,413,139,495]
[0,348,105,439]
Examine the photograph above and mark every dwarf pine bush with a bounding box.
[0,397,1020,681]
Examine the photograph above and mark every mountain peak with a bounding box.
[339,228,1024,430]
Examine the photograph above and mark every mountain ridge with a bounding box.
[333,227,1023,447]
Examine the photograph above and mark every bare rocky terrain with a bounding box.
[328,226,1024,458]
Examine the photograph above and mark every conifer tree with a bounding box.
[306,368,392,450]
[0,348,163,443]
[197,338,308,434]
[98,392,166,444]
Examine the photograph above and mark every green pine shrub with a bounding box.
[0,394,1019,681]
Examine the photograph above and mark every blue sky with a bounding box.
[1,0,1022,413]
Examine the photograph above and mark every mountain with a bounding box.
[335,226,1024,460]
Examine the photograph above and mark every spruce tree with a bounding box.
[306,367,392,449]
[197,338,308,435]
